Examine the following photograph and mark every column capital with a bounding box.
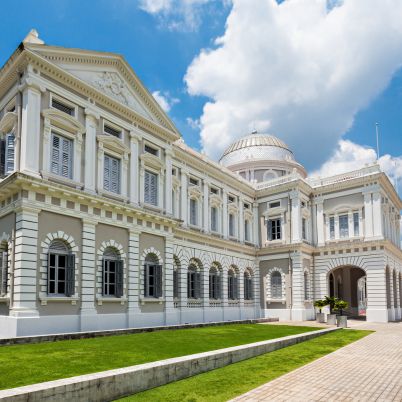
[18,74,46,94]
[130,129,142,142]
[84,108,100,121]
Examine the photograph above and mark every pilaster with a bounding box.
[180,169,188,227]
[127,229,140,327]
[203,180,209,233]
[222,189,228,239]
[129,129,141,205]
[165,149,173,215]
[164,236,176,324]
[290,191,301,243]
[84,109,99,193]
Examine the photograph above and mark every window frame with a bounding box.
[144,259,163,299]
[144,169,159,207]
[267,218,281,241]
[339,214,349,238]
[0,249,8,296]
[189,198,198,226]
[244,271,253,301]
[271,271,282,299]
[103,153,121,194]
[187,265,201,299]
[228,270,238,300]
[50,93,77,118]
[50,131,74,180]
[209,268,221,300]
[211,206,219,232]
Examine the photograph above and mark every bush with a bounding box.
[313,299,328,313]
[334,300,349,316]
[324,296,339,314]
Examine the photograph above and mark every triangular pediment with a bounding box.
[26,45,179,137]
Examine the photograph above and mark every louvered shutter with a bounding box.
[0,139,5,175]
[187,271,191,298]
[144,264,149,297]
[195,272,201,299]
[5,134,15,174]
[51,134,60,175]
[150,172,157,206]
[111,157,120,194]
[65,254,75,297]
[104,155,110,191]
[61,137,72,178]
[115,260,124,297]
[0,252,7,296]
[102,258,106,296]
[234,277,238,300]
[155,264,162,298]
[217,275,221,299]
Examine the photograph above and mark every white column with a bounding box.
[203,180,209,233]
[239,199,244,243]
[290,191,301,243]
[10,208,40,317]
[358,208,364,237]
[364,192,373,238]
[139,162,145,205]
[180,170,188,227]
[80,219,97,331]
[122,152,129,199]
[222,189,228,239]
[316,200,325,246]
[42,117,51,174]
[253,202,259,246]
[348,211,354,238]
[158,169,164,210]
[291,252,306,320]
[97,142,104,193]
[334,214,340,240]
[165,150,173,215]
[74,132,83,184]
[129,130,141,205]
[164,236,176,324]
[372,191,383,239]
[84,109,99,193]
[127,230,140,327]
[19,81,43,177]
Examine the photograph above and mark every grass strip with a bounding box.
[0,323,318,390]
[118,329,371,402]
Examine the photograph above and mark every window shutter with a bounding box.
[51,134,60,175]
[0,139,5,175]
[187,271,191,298]
[115,260,124,297]
[156,264,162,298]
[217,275,221,299]
[267,220,272,241]
[65,254,75,297]
[234,277,238,299]
[61,137,72,178]
[5,134,15,174]
[104,155,110,191]
[102,258,106,296]
[150,172,157,206]
[0,252,7,296]
[195,272,201,299]
[144,264,149,297]
[111,158,120,194]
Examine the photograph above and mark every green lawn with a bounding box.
[0,323,318,390]
[119,329,371,402]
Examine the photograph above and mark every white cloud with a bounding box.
[185,0,402,168]
[152,90,180,112]
[139,0,220,31]
[311,139,402,190]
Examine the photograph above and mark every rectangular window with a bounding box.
[269,201,280,208]
[173,270,179,299]
[5,133,15,175]
[187,271,201,299]
[211,207,218,232]
[0,251,8,296]
[228,195,235,203]
[144,264,162,298]
[104,124,121,138]
[339,214,349,238]
[244,220,250,242]
[189,177,199,186]
[103,259,116,296]
[302,218,307,240]
[190,198,198,226]
[267,218,281,240]
[144,170,158,206]
[103,155,121,194]
[210,187,218,195]
[51,97,75,116]
[353,212,359,236]
[229,214,235,237]
[51,133,73,179]
[144,144,158,156]
[329,216,335,239]
[48,253,75,296]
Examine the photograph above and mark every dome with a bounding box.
[219,132,295,167]
[219,131,306,182]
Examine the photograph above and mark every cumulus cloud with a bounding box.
[311,139,402,190]
[152,90,180,112]
[185,0,402,168]
[139,0,220,31]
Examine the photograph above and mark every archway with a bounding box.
[328,266,366,318]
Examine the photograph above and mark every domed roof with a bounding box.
[219,132,295,167]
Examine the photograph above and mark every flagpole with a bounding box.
[375,122,380,161]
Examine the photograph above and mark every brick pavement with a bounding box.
[232,321,402,402]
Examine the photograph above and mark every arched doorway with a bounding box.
[328,266,366,318]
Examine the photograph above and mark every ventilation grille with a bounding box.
[52,98,74,116]
[49,239,69,253]
[104,125,121,138]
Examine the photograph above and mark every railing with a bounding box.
[307,163,381,188]
[173,299,179,308]
[187,299,202,308]
[255,172,301,190]
[244,300,254,306]
[209,299,222,307]
[228,299,240,307]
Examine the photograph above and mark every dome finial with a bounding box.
[23,29,44,45]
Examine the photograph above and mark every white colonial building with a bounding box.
[0,31,401,338]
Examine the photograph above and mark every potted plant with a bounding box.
[314,299,327,323]
[334,299,349,328]
[324,296,339,325]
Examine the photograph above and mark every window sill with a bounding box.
[140,297,164,305]
[0,296,10,304]
[266,298,286,304]
[98,190,128,203]
[39,295,79,306]
[41,171,83,189]
[97,296,127,305]
[142,203,162,212]
[189,224,202,231]
[265,239,284,245]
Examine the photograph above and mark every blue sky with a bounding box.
[1,0,402,178]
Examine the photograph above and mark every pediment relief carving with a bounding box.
[42,109,85,134]
[0,112,17,134]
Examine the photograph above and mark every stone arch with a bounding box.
[39,232,79,301]
[141,246,163,265]
[266,267,286,300]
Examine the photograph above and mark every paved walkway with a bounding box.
[232,320,402,402]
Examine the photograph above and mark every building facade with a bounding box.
[0,31,401,338]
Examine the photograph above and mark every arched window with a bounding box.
[244,270,253,300]
[187,263,201,299]
[271,271,282,299]
[0,242,8,296]
[228,269,238,300]
[144,253,162,298]
[48,240,75,296]
[102,247,123,297]
[209,266,221,299]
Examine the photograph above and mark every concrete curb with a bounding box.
[0,327,340,402]
[0,318,278,346]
